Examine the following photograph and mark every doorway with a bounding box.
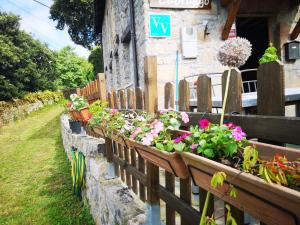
[236,17,269,92]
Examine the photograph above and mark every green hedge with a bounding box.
[0,90,64,126]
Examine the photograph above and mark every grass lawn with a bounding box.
[0,105,95,225]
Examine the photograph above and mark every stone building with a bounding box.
[94,0,300,108]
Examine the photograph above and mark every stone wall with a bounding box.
[60,115,146,225]
[101,0,300,109]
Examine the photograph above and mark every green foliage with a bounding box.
[50,0,99,49]
[242,146,258,172]
[225,205,238,225]
[259,43,279,65]
[184,124,246,159]
[88,46,104,75]
[0,11,58,101]
[88,100,109,127]
[70,94,89,110]
[0,90,64,125]
[211,171,226,189]
[55,46,94,89]
[71,148,86,197]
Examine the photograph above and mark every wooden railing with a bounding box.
[79,56,300,225]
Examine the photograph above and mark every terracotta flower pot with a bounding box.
[134,142,189,179]
[80,107,92,122]
[181,142,300,225]
[74,110,82,121]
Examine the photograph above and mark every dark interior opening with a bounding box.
[236,17,269,92]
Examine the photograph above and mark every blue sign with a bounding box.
[149,14,171,37]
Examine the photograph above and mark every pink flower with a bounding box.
[141,133,154,146]
[232,127,246,141]
[180,112,189,124]
[225,122,236,129]
[130,127,142,140]
[199,119,210,129]
[154,121,164,133]
[190,144,199,151]
[173,132,191,143]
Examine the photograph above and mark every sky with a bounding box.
[0,0,90,58]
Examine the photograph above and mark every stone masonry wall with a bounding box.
[60,115,146,225]
[101,0,300,109]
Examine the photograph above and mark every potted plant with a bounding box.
[176,119,300,225]
[69,118,81,134]
[121,109,190,179]
[70,94,91,122]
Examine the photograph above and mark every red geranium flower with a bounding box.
[199,119,210,129]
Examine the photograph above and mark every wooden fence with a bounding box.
[78,56,300,225]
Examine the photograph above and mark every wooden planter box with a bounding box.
[93,125,107,138]
[134,142,189,179]
[181,142,300,225]
[111,131,127,147]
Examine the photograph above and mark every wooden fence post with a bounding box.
[165,82,175,109]
[178,79,192,225]
[221,71,244,223]
[164,82,175,225]
[127,88,138,194]
[196,75,214,218]
[222,68,242,114]
[257,61,284,116]
[144,56,160,225]
[97,73,107,101]
[257,60,284,146]
[135,87,146,201]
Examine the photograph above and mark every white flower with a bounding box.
[217,37,252,68]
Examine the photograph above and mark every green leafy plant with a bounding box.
[71,147,85,197]
[176,120,248,163]
[70,94,89,110]
[242,146,258,172]
[200,172,237,225]
[259,43,279,65]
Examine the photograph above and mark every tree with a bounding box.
[88,45,104,75]
[55,46,94,89]
[50,0,99,49]
[0,11,57,101]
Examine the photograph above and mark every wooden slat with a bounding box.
[127,88,136,110]
[164,82,175,109]
[197,75,212,113]
[290,18,300,40]
[136,87,146,201]
[221,0,233,7]
[107,92,113,108]
[164,82,176,225]
[195,75,214,220]
[120,89,131,186]
[178,79,190,111]
[222,0,241,40]
[127,88,138,194]
[159,186,200,225]
[109,91,120,176]
[113,155,147,185]
[144,56,158,113]
[222,70,245,224]
[135,87,144,110]
[222,68,242,114]
[112,91,120,109]
[144,56,159,209]
[178,80,192,225]
[97,73,107,101]
[186,113,300,145]
[257,61,284,116]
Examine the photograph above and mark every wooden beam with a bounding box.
[221,0,233,7]
[290,18,300,40]
[222,0,241,40]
